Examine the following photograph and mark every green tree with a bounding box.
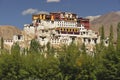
[116,22,120,52]
[45,42,56,55]
[0,37,4,49]
[100,25,105,40]
[0,37,8,54]
[0,43,23,80]
[99,25,106,47]
[11,43,20,55]
[58,43,82,80]
[109,25,113,43]
[95,26,120,80]
[97,48,120,80]
[29,39,41,54]
[80,43,86,54]
[108,25,114,51]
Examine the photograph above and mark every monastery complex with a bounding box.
[3,12,105,52]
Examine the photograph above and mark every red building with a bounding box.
[50,12,77,21]
[50,12,62,20]
[77,18,90,29]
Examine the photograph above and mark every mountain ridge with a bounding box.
[87,11,120,41]
[0,25,21,40]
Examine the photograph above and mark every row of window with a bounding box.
[4,40,13,42]
[57,21,76,24]
[57,21,77,27]
[57,28,79,32]
[58,24,76,27]
[80,32,88,35]
[51,39,68,44]
[83,38,97,44]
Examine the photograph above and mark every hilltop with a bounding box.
[0,25,21,40]
[87,11,120,41]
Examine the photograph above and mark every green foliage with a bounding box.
[100,25,105,40]
[46,42,55,55]
[29,39,41,54]
[0,51,22,79]
[0,23,120,79]
[99,25,105,46]
[11,43,20,55]
[0,37,4,49]
[97,47,120,80]
[58,43,97,80]
[58,43,81,80]
[109,25,113,44]
[80,43,86,54]
[116,22,120,52]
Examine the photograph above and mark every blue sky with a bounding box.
[0,0,120,29]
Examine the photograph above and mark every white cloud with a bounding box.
[22,8,49,16]
[22,8,38,15]
[86,15,101,21]
[47,0,60,3]
[37,11,49,15]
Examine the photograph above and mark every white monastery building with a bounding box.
[4,12,101,50]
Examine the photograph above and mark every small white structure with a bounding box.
[4,39,13,48]
[13,35,24,42]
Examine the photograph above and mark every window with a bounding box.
[51,21,54,24]
[45,30,48,32]
[42,37,44,41]
[73,29,74,32]
[94,39,97,44]
[37,19,41,23]
[83,32,85,34]
[42,30,44,33]
[105,41,108,44]
[83,38,86,42]
[18,35,21,40]
[88,39,91,43]
[67,29,68,31]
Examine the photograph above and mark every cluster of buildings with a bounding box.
[3,12,103,52]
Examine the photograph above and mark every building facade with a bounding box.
[22,12,100,49]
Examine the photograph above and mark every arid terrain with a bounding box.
[87,11,120,41]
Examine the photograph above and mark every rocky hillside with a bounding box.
[87,11,120,40]
[0,25,21,40]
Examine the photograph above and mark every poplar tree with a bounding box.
[98,23,120,80]
[99,25,105,47]
[101,25,105,40]
[11,43,20,55]
[1,37,4,49]
[29,39,40,54]
[81,43,86,54]
[116,22,120,52]
[108,25,114,50]
[109,25,113,43]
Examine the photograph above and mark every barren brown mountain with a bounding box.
[0,25,21,40]
[89,11,120,41]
